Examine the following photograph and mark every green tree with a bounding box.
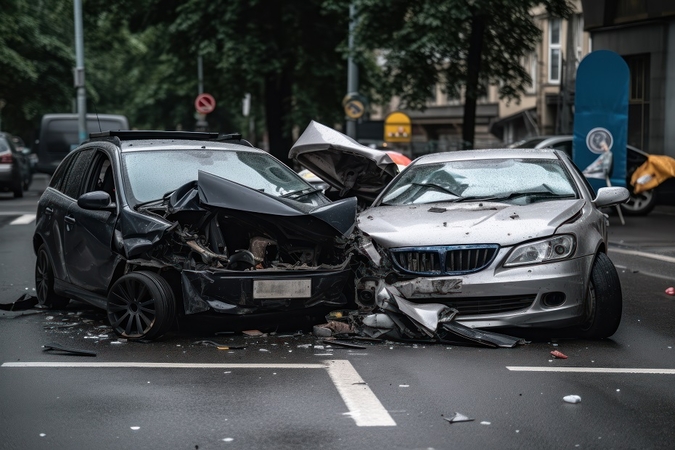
[352,0,573,148]
[0,0,74,140]
[91,0,360,165]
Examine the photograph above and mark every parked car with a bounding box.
[0,132,32,197]
[34,130,358,340]
[36,113,129,174]
[11,135,38,175]
[290,121,629,339]
[508,135,675,215]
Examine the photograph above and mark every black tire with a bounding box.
[12,176,23,198]
[35,244,70,309]
[575,253,622,339]
[107,271,176,340]
[620,188,656,216]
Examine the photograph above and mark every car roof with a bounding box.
[87,130,260,153]
[414,148,562,165]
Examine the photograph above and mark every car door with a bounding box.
[62,149,119,294]
[34,150,82,285]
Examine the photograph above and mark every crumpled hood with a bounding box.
[289,121,399,203]
[357,199,585,248]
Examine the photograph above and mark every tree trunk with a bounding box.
[462,11,486,149]
[264,71,293,166]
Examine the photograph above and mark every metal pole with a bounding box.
[198,55,204,95]
[73,0,87,144]
[346,3,358,138]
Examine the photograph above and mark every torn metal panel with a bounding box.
[289,121,399,203]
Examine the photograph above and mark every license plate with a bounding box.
[253,279,312,299]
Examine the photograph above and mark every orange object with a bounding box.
[630,155,675,194]
[550,350,568,359]
[385,151,412,167]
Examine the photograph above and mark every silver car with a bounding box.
[291,122,629,339]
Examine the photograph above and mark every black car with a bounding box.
[508,135,675,215]
[0,132,32,198]
[34,130,358,340]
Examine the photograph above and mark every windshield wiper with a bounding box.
[134,190,176,210]
[455,191,576,203]
[280,187,323,200]
[411,182,462,197]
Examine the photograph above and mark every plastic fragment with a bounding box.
[444,412,474,423]
[563,395,582,404]
[551,350,568,359]
[43,343,96,357]
[665,287,675,296]
[242,330,263,336]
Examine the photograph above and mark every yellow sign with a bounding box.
[344,99,365,119]
[384,111,412,143]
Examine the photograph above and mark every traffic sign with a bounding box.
[384,111,412,143]
[342,92,367,120]
[195,93,216,114]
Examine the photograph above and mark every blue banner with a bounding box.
[573,50,629,192]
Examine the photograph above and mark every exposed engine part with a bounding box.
[226,250,256,270]
[249,237,277,265]
[186,240,229,266]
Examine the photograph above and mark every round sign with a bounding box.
[344,99,365,119]
[586,127,613,154]
[195,93,216,114]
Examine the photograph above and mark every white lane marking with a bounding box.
[325,359,396,427]
[9,214,36,225]
[507,366,675,374]
[2,360,397,427]
[615,265,674,281]
[609,247,675,264]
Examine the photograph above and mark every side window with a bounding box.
[49,152,77,192]
[84,152,115,199]
[62,149,95,199]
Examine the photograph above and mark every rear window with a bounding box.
[44,118,127,153]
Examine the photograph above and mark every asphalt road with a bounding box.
[0,175,674,449]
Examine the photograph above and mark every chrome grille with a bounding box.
[390,245,499,275]
[409,295,535,315]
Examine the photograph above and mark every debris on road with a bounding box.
[551,350,568,359]
[192,340,246,350]
[665,287,675,296]
[563,395,582,404]
[42,342,97,357]
[322,339,366,349]
[242,330,264,337]
[443,412,474,424]
[0,293,38,311]
[328,292,526,348]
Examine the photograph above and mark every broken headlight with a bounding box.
[504,235,575,267]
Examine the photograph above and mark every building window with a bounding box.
[574,14,584,67]
[624,54,650,151]
[524,52,537,93]
[548,18,561,83]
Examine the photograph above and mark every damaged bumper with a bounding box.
[374,253,594,329]
[181,268,351,315]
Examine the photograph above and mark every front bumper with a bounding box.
[180,268,351,315]
[385,252,595,329]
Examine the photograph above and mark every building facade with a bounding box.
[581,0,675,156]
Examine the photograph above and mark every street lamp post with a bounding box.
[346,3,359,139]
[73,0,87,144]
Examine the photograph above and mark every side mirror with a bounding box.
[78,191,116,211]
[593,186,629,208]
